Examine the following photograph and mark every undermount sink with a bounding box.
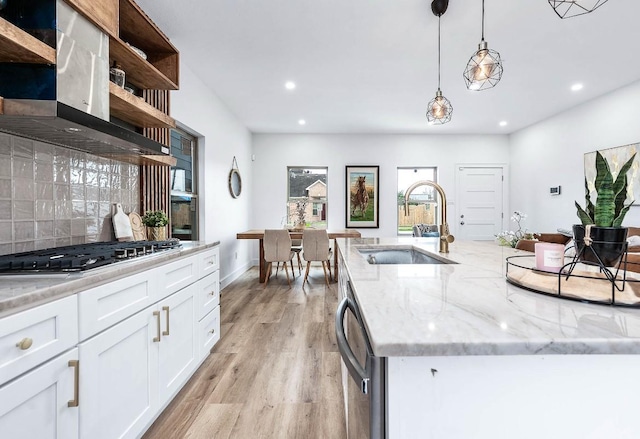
[357,246,456,265]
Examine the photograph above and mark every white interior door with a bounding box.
[456,166,504,240]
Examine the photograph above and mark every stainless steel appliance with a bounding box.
[336,279,386,439]
[0,239,181,273]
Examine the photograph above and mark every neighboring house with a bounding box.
[288,179,327,226]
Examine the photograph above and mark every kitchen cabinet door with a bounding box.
[0,348,79,439]
[79,308,159,439]
[157,283,197,405]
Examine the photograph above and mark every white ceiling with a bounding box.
[136,0,640,134]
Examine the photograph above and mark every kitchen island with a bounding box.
[337,237,640,439]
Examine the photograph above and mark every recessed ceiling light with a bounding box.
[285,81,296,90]
[298,119,306,125]
[499,121,508,127]
[571,83,583,91]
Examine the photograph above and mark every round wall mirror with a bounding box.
[229,168,242,198]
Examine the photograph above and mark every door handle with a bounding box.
[153,311,161,342]
[460,214,464,218]
[460,221,465,225]
[68,360,79,407]
[335,296,370,394]
[162,306,170,336]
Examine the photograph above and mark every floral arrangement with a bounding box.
[294,198,309,226]
[495,211,535,248]
[141,210,169,227]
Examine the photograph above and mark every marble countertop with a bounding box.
[338,237,640,357]
[0,240,220,318]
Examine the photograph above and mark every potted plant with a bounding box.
[574,151,636,266]
[141,210,169,241]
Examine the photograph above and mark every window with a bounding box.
[170,128,198,240]
[287,167,328,229]
[397,167,437,235]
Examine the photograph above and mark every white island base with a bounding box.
[388,354,640,439]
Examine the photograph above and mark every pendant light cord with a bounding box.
[481,0,485,41]
[437,15,441,89]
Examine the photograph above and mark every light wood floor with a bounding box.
[142,265,346,439]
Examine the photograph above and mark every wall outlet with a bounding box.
[550,186,561,196]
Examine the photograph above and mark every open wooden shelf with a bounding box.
[114,0,179,89]
[0,17,56,64]
[109,82,176,129]
[109,36,178,90]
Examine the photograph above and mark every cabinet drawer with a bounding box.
[199,247,220,278]
[78,269,157,341]
[198,306,220,361]
[196,271,220,321]
[158,254,199,300]
[0,295,78,386]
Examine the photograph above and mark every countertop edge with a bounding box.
[0,241,220,319]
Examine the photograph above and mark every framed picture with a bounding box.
[346,165,379,228]
[584,143,640,205]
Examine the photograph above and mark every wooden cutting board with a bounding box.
[113,203,133,241]
[128,212,147,241]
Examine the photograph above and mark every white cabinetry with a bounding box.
[79,308,158,439]
[0,244,220,439]
[0,348,79,439]
[157,283,197,403]
[0,295,79,439]
[79,246,219,439]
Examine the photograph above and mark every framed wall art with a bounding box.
[584,143,640,205]
[346,165,379,228]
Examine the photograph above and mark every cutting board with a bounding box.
[113,203,133,241]
[128,212,147,241]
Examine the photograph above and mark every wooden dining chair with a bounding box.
[302,229,332,286]
[264,229,295,287]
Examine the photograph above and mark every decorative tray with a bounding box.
[506,255,640,307]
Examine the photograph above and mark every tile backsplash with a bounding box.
[0,133,140,255]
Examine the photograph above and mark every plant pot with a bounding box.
[147,226,167,241]
[572,224,628,267]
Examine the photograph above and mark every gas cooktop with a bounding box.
[0,239,182,274]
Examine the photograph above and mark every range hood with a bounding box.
[0,0,174,166]
[0,99,172,164]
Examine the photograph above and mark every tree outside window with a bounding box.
[287,167,328,229]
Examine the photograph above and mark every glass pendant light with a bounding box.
[549,0,609,19]
[463,0,503,91]
[427,11,452,125]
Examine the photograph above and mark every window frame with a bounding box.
[169,127,198,240]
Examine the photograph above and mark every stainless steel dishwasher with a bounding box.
[336,279,386,439]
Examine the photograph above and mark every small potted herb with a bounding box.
[141,210,169,241]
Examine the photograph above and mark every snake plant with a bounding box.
[575,151,636,227]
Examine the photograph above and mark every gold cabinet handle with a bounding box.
[153,311,161,342]
[162,306,170,336]
[16,337,33,350]
[68,360,79,407]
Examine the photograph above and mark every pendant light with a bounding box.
[463,0,503,91]
[427,0,452,125]
[549,0,609,19]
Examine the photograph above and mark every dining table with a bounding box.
[236,229,362,283]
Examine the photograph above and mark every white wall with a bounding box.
[510,80,640,233]
[251,134,509,260]
[171,62,253,288]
